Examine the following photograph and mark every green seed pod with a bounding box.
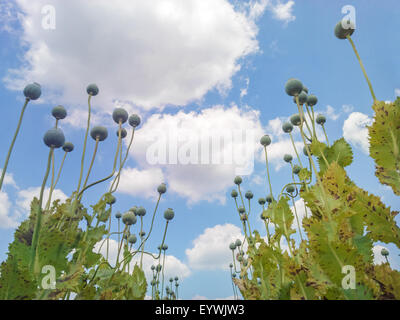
[115,212,122,219]
[43,128,65,149]
[62,142,74,153]
[240,214,248,221]
[169,278,173,283]
[90,126,108,141]
[238,206,245,214]
[112,108,129,124]
[282,122,293,133]
[284,154,293,163]
[293,91,307,105]
[86,84,99,96]
[234,176,242,185]
[381,248,389,257]
[231,189,238,198]
[334,20,355,40]
[245,190,253,200]
[139,231,146,237]
[130,206,138,216]
[157,183,167,194]
[290,114,301,126]
[116,128,127,139]
[316,114,326,125]
[128,114,141,128]
[229,263,233,268]
[302,86,309,94]
[232,274,236,278]
[286,185,295,194]
[258,198,266,206]
[151,265,155,271]
[307,95,318,106]
[128,234,137,244]
[285,78,303,96]
[235,239,242,247]
[293,165,301,175]
[23,82,42,101]
[136,206,146,217]
[122,211,137,225]
[52,105,67,120]
[164,208,175,221]
[156,264,162,272]
[229,243,236,250]
[260,135,271,147]
[266,195,273,203]
[162,244,168,251]
[243,260,248,267]
[106,195,116,205]
[175,276,178,281]
[260,213,266,220]
[237,256,243,262]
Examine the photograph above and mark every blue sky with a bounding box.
[0,0,399,300]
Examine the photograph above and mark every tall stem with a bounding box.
[46,151,67,210]
[289,132,303,167]
[81,138,99,191]
[76,95,92,194]
[0,99,29,191]
[263,146,273,196]
[30,148,54,273]
[346,35,377,103]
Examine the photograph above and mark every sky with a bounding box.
[0,0,399,300]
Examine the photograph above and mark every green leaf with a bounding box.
[317,138,353,174]
[369,99,400,195]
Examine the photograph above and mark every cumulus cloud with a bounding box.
[0,192,18,228]
[5,0,268,112]
[395,88,400,97]
[343,112,373,154]
[94,239,191,281]
[121,105,264,204]
[0,184,68,229]
[186,224,245,270]
[0,169,18,189]
[269,0,295,24]
[116,167,165,199]
[15,186,68,213]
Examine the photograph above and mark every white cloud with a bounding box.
[324,105,340,121]
[15,187,68,220]
[342,104,354,113]
[0,169,18,189]
[372,245,389,265]
[0,185,68,229]
[127,105,264,204]
[116,167,165,199]
[343,112,373,154]
[94,239,191,281]
[186,224,245,270]
[5,0,266,112]
[240,77,250,98]
[269,0,295,24]
[395,88,400,97]
[0,192,18,228]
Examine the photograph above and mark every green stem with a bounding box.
[46,151,67,211]
[76,95,92,194]
[322,125,330,147]
[0,98,29,192]
[81,138,99,191]
[45,150,55,211]
[263,146,273,196]
[346,35,377,103]
[289,132,302,167]
[30,148,54,273]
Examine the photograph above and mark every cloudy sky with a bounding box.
[0,0,399,299]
